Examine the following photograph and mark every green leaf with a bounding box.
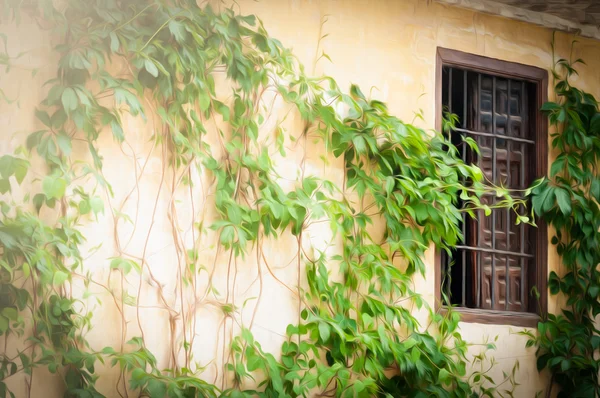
[2,308,18,321]
[57,133,72,156]
[0,156,27,184]
[350,84,365,100]
[352,135,366,154]
[22,262,30,279]
[53,271,69,286]
[241,328,254,344]
[146,379,166,397]
[318,322,330,342]
[114,88,142,116]
[144,59,158,78]
[35,109,51,127]
[411,347,421,362]
[90,196,104,215]
[438,368,450,384]
[26,130,45,152]
[385,177,394,195]
[247,355,262,372]
[550,157,565,177]
[199,92,210,112]
[591,179,600,202]
[79,199,91,215]
[540,102,561,112]
[51,110,67,129]
[109,32,119,52]
[353,380,365,393]
[110,258,140,274]
[0,315,8,333]
[220,225,235,246]
[247,121,258,141]
[168,20,186,42]
[110,121,124,142]
[0,179,9,194]
[42,175,67,199]
[555,187,571,215]
[531,183,555,214]
[214,100,230,121]
[33,193,45,213]
[15,159,29,184]
[61,87,78,112]
[0,155,15,179]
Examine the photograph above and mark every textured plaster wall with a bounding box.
[234,1,600,394]
[2,0,600,397]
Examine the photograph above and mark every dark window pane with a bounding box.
[441,66,537,313]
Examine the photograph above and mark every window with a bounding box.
[435,48,548,327]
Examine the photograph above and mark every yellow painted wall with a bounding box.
[2,0,600,396]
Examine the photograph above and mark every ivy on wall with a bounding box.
[0,1,528,397]
[524,49,600,398]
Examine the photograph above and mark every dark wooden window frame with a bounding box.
[434,47,548,328]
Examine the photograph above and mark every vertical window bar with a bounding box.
[463,70,468,129]
[521,81,528,311]
[476,72,482,308]
[506,141,511,310]
[446,256,452,302]
[507,80,512,135]
[477,74,482,131]
[477,250,481,308]
[506,255,510,310]
[520,143,527,311]
[461,134,467,233]
[448,68,453,113]
[461,250,466,306]
[461,129,467,307]
[504,145,511,310]
[491,76,497,308]
[522,81,528,138]
[521,217,526,311]
[505,80,511,310]
[461,71,467,306]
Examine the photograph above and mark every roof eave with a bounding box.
[436,0,600,41]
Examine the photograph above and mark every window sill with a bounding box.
[440,306,540,328]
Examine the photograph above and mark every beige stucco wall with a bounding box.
[2,0,600,397]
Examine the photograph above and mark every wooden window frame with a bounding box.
[434,47,548,328]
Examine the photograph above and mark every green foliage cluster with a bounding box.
[524,51,600,398]
[0,1,525,397]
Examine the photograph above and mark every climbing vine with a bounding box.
[524,48,600,398]
[0,1,527,397]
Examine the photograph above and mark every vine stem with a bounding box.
[110,3,158,34]
[138,16,175,53]
[136,123,169,348]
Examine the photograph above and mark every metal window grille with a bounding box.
[441,66,537,313]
